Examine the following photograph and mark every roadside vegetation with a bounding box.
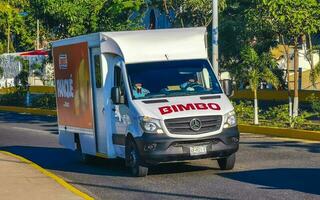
[233,100,320,131]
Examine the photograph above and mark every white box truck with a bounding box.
[52,27,239,177]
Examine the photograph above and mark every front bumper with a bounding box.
[135,126,239,165]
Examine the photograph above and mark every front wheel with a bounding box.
[217,153,236,170]
[125,139,148,177]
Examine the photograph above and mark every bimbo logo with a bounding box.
[159,103,221,115]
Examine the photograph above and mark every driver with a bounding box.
[133,83,150,98]
[180,78,200,91]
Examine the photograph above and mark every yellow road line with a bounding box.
[0,151,94,200]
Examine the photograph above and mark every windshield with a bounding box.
[126,59,222,100]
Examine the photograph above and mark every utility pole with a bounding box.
[36,19,40,50]
[212,0,219,76]
[7,22,10,53]
[7,0,10,54]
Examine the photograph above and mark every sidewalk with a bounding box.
[0,151,84,200]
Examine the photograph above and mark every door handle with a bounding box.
[102,107,105,113]
[112,108,116,112]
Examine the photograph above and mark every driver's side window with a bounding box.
[114,66,126,102]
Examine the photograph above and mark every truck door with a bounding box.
[90,48,107,154]
[111,65,130,157]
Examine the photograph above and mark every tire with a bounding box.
[125,138,148,177]
[217,153,236,170]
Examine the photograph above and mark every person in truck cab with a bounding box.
[180,78,204,91]
[133,83,150,98]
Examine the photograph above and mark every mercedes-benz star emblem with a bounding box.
[190,118,202,131]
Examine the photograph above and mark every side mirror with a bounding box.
[111,87,122,104]
[221,79,234,97]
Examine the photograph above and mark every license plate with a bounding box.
[190,145,207,156]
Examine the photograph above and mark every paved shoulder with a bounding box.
[0,151,84,200]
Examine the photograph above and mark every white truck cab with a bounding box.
[52,27,239,177]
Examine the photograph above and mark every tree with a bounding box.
[28,0,145,39]
[152,0,227,27]
[0,1,35,54]
[251,0,320,118]
[240,46,279,124]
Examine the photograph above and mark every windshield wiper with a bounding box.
[164,91,221,97]
[138,94,167,99]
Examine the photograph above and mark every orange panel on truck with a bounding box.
[53,42,93,130]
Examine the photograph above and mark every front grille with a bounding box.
[164,115,222,135]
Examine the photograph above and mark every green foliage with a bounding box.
[233,101,319,130]
[0,1,35,53]
[306,93,320,116]
[239,46,279,91]
[29,0,145,38]
[31,93,56,109]
[264,104,290,127]
[0,0,145,53]
[0,91,56,109]
[13,56,29,89]
[232,101,254,122]
[262,104,308,129]
[151,0,227,27]
[254,0,320,38]
[0,91,26,106]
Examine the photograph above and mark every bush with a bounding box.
[0,90,26,106]
[264,105,290,127]
[264,104,309,129]
[306,93,320,117]
[31,94,56,110]
[232,101,254,123]
[0,90,56,110]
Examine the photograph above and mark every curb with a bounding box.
[0,106,56,116]
[238,124,320,141]
[0,150,94,200]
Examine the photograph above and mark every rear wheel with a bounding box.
[217,153,236,170]
[125,138,148,177]
[76,137,96,163]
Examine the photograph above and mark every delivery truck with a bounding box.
[52,27,239,177]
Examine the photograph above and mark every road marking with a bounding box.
[11,126,51,134]
[0,151,94,200]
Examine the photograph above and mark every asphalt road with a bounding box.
[0,111,320,200]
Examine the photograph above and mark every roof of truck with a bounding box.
[52,27,208,64]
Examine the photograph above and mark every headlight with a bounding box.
[223,110,237,128]
[140,116,164,134]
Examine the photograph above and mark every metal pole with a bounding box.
[212,0,219,76]
[7,22,10,53]
[36,19,40,50]
[7,0,10,53]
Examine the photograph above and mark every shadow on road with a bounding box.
[0,146,215,177]
[71,181,229,200]
[0,112,58,134]
[241,140,320,153]
[221,168,320,195]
